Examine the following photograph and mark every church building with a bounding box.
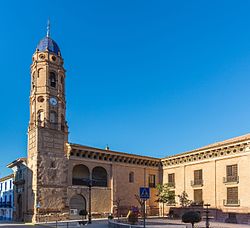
[7,25,250,224]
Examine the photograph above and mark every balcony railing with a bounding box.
[191,201,204,206]
[223,176,239,184]
[0,202,12,208]
[168,182,175,188]
[191,179,203,187]
[223,199,240,206]
[72,178,107,187]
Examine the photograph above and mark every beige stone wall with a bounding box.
[162,143,250,215]
[68,155,160,216]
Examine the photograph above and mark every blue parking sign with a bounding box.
[140,187,150,199]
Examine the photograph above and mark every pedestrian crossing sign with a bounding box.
[140,187,150,199]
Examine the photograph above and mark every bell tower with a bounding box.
[27,22,69,222]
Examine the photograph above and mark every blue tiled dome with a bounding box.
[37,36,60,55]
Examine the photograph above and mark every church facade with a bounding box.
[7,29,250,224]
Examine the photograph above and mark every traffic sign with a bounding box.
[140,187,150,199]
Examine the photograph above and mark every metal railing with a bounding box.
[191,201,204,206]
[223,176,239,183]
[72,178,107,187]
[0,202,12,208]
[168,182,175,188]
[191,179,203,187]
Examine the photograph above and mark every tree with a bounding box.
[155,184,176,216]
[177,191,192,207]
[134,194,145,216]
[182,211,201,228]
[113,197,123,221]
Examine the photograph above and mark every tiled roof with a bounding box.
[37,36,60,55]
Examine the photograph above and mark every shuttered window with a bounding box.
[227,187,238,202]
[227,165,237,177]
[168,173,175,183]
[194,189,203,204]
[194,169,202,180]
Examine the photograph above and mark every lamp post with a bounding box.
[204,203,210,228]
[88,179,93,224]
[82,178,104,224]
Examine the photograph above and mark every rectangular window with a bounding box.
[9,180,12,189]
[0,183,2,191]
[5,182,7,191]
[168,190,175,205]
[227,187,238,205]
[226,165,238,182]
[194,169,202,180]
[193,189,203,205]
[168,173,175,187]
[129,172,134,183]
[148,174,156,188]
[193,169,203,185]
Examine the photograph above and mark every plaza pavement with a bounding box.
[0,218,250,228]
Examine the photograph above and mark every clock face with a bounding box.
[50,97,58,106]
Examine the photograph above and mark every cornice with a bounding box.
[161,140,250,167]
[67,143,161,168]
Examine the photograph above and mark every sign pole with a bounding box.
[143,199,146,228]
[139,186,150,228]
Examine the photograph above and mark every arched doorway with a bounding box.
[92,166,108,187]
[72,164,90,186]
[69,195,86,218]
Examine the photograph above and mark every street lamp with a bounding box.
[81,178,96,224]
[82,178,104,224]
[204,203,211,228]
[87,179,93,224]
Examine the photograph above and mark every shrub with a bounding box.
[182,211,201,228]
[108,213,114,220]
[79,209,88,219]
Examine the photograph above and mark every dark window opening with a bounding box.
[168,173,175,187]
[148,174,156,188]
[193,189,203,206]
[129,172,134,183]
[50,72,56,88]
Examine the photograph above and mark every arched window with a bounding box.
[50,111,57,123]
[129,172,134,183]
[32,73,35,90]
[72,164,90,186]
[49,72,56,88]
[92,166,108,187]
[37,110,44,122]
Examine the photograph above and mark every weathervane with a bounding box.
[46,19,50,37]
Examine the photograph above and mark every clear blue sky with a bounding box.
[1,0,250,176]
